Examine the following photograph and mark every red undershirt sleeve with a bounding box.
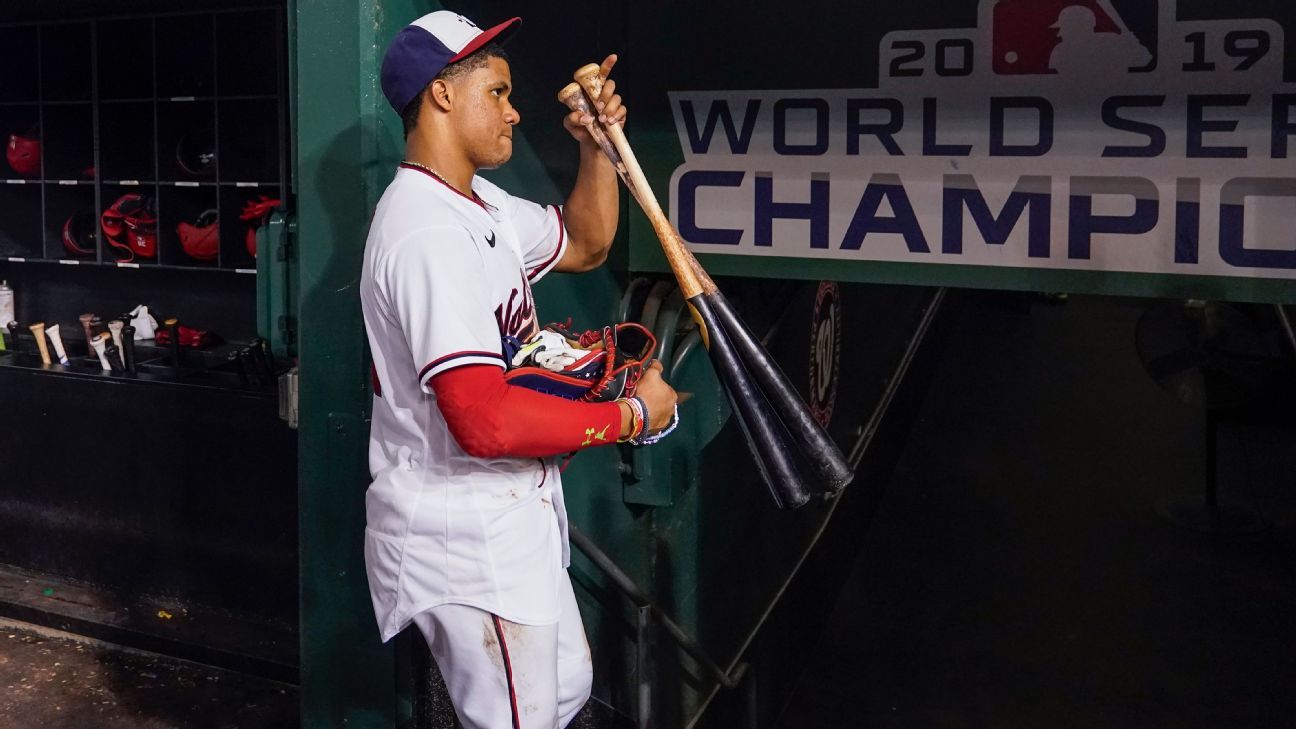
[430,364,623,459]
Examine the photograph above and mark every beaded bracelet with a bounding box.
[633,404,680,446]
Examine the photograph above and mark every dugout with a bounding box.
[0,1,1293,728]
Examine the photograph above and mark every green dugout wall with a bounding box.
[293,0,1295,726]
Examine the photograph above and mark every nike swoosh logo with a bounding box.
[486,231,496,248]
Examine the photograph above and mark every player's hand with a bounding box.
[563,54,627,146]
[635,360,677,432]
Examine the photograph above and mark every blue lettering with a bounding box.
[1219,178,1296,269]
[678,170,745,245]
[841,175,929,253]
[679,99,761,154]
[1187,95,1249,159]
[773,99,830,156]
[1174,178,1200,264]
[847,98,904,156]
[943,176,1052,257]
[1067,177,1159,260]
[1102,96,1167,158]
[1273,94,1296,159]
[923,98,972,157]
[755,174,830,249]
[989,97,1053,157]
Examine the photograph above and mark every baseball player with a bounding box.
[360,11,678,729]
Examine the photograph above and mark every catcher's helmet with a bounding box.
[178,209,219,261]
[101,194,157,261]
[6,130,40,177]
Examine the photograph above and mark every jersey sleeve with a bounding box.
[383,227,504,393]
[499,189,568,283]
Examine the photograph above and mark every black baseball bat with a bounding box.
[687,293,814,508]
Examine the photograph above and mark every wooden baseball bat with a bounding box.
[569,64,854,504]
[45,323,70,366]
[91,332,112,371]
[29,322,50,365]
[557,83,637,201]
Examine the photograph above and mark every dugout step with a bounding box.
[0,562,297,684]
[0,617,297,728]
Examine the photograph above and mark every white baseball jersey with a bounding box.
[360,163,571,642]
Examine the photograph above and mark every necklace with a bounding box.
[402,160,457,189]
[402,159,489,210]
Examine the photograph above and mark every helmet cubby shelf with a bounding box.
[0,8,287,272]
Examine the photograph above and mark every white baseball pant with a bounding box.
[412,570,593,728]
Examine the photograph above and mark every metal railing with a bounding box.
[570,287,949,729]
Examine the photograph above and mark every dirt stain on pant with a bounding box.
[481,619,504,673]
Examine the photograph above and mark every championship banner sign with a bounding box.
[664,0,1296,301]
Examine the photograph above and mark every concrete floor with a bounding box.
[0,620,297,729]
[779,294,1296,728]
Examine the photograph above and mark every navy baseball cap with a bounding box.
[380,11,521,115]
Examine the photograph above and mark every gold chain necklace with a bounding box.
[402,160,456,189]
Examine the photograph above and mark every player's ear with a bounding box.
[429,79,453,112]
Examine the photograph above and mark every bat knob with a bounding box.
[573,63,602,82]
[557,82,583,104]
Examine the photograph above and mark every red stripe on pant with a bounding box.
[492,615,521,729]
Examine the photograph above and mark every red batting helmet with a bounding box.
[61,211,99,257]
[101,194,157,261]
[178,209,219,261]
[239,195,281,258]
[6,130,40,177]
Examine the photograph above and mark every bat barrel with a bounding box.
[706,292,854,491]
[689,294,813,509]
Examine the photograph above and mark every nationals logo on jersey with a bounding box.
[495,269,538,342]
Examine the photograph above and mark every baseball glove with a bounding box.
[503,321,656,402]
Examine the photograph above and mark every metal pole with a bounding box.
[569,525,748,690]
[1277,304,1296,359]
[635,604,653,729]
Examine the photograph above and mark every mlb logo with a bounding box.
[993,0,1157,75]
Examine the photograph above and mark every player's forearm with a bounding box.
[432,364,625,458]
[560,144,620,271]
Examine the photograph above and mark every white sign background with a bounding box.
[668,1,1296,283]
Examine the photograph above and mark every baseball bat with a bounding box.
[29,322,50,365]
[556,83,638,202]
[108,319,125,366]
[164,317,181,367]
[569,65,854,503]
[103,341,125,373]
[45,324,70,366]
[121,324,136,373]
[91,332,111,370]
[79,313,95,357]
